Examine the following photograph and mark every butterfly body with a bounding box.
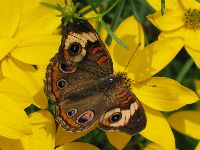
[45,18,146,135]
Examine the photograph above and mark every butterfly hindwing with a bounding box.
[99,86,146,135]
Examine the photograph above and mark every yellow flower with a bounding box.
[107,16,198,150]
[168,110,200,150]
[0,0,62,108]
[48,16,199,150]
[147,0,200,68]
[0,78,99,150]
[0,108,98,150]
[0,78,32,140]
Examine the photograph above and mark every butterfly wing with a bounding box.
[45,18,113,104]
[45,18,114,131]
[99,86,146,135]
[55,92,108,132]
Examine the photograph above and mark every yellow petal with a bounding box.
[1,58,48,109]
[181,0,200,9]
[147,10,185,31]
[106,131,131,150]
[147,0,184,10]
[110,16,145,58]
[144,143,166,150]
[195,80,200,96]
[185,29,200,52]
[159,26,185,40]
[36,65,47,80]
[0,135,26,150]
[22,110,56,150]
[0,94,31,139]
[109,16,144,76]
[0,78,32,108]
[11,35,61,65]
[55,124,97,146]
[20,0,40,14]
[146,0,161,10]
[0,38,18,61]
[0,0,20,37]
[15,6,60,38]
[186,47,200,69]
[140,105,175,150]
[55,142,99,150]
[126,37,183,81]
[168,111,200,140]
[132,77,199,111]
[33,86,48,109]
[195,142,200,150]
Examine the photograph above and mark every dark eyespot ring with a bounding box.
[77,111,94,124]
[67,109,77,117]
[68,42,82,55]
[59,61,76,73]
[110,113,122,123]
[57,79,67,89]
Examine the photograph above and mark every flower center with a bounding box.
[185,9,200,29]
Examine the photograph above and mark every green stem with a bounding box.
[101,0,121,17]
[161,0,165,15]
[105,0,125,45]
[176,58,194,82]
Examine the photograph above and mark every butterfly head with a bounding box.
[114,72,132,88]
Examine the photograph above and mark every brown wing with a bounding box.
[45,18,113,104]
[98,86,146,135]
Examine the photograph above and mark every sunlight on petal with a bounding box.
[147,10,185,31]
[11,35,61,65]
[132,77,199,111]
[56,142,99,150]
[15,6,60,38]
[0,0,20,37]
[125,37,183,81]
[0,78,32,108]
[168,111,200,140]
[106,131,131,150]
[1,58,48,109]
[0,94,31,139]
[19,110,56,150]
[55,124,98,146]
[140,105,175,150]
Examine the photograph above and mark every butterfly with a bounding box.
[45,18,146,135]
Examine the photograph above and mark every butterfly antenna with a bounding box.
[131,80,157,87]
[124,43,141,72]
[122,43,156,88]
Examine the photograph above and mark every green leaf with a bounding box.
[40,2,62,11]
[161,0,165,15]
[100,19,129,50]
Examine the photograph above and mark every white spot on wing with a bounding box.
[134,102,139,110]
[130,103,135,115]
